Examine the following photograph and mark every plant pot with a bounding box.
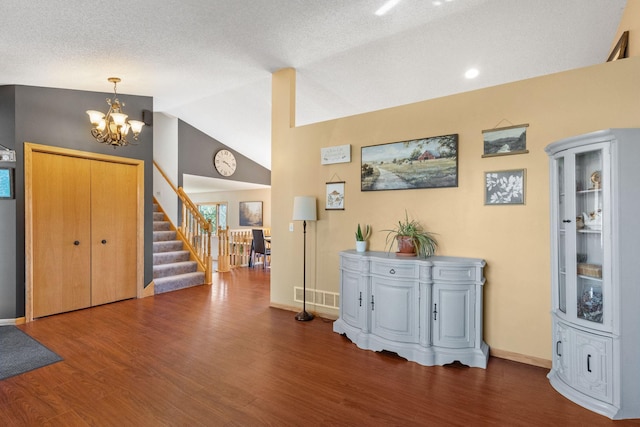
[396,236,416,256]
[355,241,367,253]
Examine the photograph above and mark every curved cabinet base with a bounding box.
[334,319,489,369]
[548,371,620,420]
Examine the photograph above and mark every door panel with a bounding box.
[32,152,91,317]
[91,160,138,305]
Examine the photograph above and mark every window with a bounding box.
[198,202,227,234]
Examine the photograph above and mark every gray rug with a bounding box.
[0,326,62,380]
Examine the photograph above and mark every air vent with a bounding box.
[294,287,340,310]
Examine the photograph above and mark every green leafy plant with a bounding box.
[355,223,372,241]
[383,210,438,257]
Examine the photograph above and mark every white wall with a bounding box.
[189,188,272,230]
[152,112,179,224]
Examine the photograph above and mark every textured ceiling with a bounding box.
[0,0,627,179]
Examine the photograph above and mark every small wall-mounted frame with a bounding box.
[484,169,525,205]
[607,31,629,62]
[482,124,529,157]
[326,181,345,210]
[239,201,263,226]
[321,144,351,165]
[0,167,14,199]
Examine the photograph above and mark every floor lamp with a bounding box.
[292,196,317,321]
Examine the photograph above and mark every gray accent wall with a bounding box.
[177,120,270,187]
[0,87,17,319]
[0,85,154,319]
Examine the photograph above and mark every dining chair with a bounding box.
[251,229,271,268]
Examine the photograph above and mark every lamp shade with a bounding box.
[292,196,317,221]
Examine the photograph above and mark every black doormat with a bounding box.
[0,326,62,380]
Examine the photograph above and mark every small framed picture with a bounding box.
[484,169,525,205]
[326,181,345,210]
[482,124,529,157]
[239,201,263,226]
[0,167,14,199]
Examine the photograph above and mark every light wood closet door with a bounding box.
[32,152,92,318]
[90,160,138,306]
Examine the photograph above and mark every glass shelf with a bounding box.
[578,229,601,234]
[577,189,602,195]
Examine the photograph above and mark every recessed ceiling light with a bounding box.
[433,1,442,5]
[465,68,479,79]
[375,0,401,16]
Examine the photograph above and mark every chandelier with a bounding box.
[86,77,145,147]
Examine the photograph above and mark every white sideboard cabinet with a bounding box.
[333,251,488,368]
[545,129,640,419]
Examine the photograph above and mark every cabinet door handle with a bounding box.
[433,303,438,320]
[371,295,375,311]
[556,340,562,357]
[359,291,362,307]
[389,268,395,275]
[587,354,592,373]
[562,219,572,223]
[73,240,80,246]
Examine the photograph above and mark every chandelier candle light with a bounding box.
[86,77,145,147]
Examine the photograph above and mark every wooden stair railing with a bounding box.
[153,160,217,283]
[217,227,230,272]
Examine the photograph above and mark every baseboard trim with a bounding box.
[142,282,155,298]
[0,317,26,326]
[490,348,551,369]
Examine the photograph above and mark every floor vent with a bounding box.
[294,287,340,310]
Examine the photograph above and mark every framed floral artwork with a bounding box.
[484,169,525,205]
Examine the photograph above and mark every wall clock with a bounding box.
[213,149,237,177]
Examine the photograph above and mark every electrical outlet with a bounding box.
[289,222,294,232]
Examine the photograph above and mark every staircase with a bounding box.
[153,203,205,294]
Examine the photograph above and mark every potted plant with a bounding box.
[383,210,438,257]
[355,223,371,252]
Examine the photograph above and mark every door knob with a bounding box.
[73,240,80,246]
[101,239,107,244]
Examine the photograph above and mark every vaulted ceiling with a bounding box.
[0,0,627,173]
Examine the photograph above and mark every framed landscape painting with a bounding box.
[239,201,263,226]
[482,124,528,157]
[361,134,458,191]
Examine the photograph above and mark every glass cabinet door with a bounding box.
[554,143,610,331]
[573,149,604,325]
[556,157,567,314]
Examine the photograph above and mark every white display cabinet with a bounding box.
[333,251,488,368]
[546,129,640,419]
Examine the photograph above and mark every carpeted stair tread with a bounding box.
[153,240,184,253]
[153,250,191,265]
[154,272,205,294]
[153,221,171,231]
[152,202,204,295]
[153,230,177,242]
[153,260,198,279]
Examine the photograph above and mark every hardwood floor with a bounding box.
[3,268,639,426]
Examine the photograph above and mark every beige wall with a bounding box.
[270,54,640,364]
